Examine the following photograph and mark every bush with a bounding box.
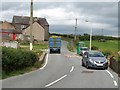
[91,46,99,50]
[103,50,112,58]
[2,47,39,73]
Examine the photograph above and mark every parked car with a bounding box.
[80,47,89,56]
[82,51,108,69]
[99,39,106,42]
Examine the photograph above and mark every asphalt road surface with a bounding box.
[2,41,119,88]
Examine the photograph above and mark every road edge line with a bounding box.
[106,70,114,78]
[40,53,48,70]
[113,80,118,86]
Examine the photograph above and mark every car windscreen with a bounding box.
[89,52,104,57]
[81,48,89,51]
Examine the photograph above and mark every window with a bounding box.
[21,25,26,30]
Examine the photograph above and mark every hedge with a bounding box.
[2,47,39,72]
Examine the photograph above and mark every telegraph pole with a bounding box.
[30,0,33,50]
[102,28,103,36]
[74,18,77,41]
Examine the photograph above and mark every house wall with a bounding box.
[0,21,17,41]
[23,22,45,41]
[44,26,49,41]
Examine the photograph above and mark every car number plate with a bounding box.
[97,64,103,66]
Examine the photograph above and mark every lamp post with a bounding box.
[85,20,92,51]
[30,0,33,51]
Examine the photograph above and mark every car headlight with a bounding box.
[105,59,108,63]
[89,59,94,63]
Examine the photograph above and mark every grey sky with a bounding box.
[0,1,119,37]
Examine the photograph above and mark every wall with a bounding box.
[0,42,20,49]
[24,22,45,41]
[109,58,120,75]
[44,26,49,41]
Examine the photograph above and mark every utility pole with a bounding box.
[30,0,33,50]
[74,18,77,41]
[102,28,103,36]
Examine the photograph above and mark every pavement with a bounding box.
[2,41,119,89]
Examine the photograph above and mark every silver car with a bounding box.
[82,51,108,69]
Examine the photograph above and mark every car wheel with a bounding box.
[104,67,108,70]
[50,50,52,54]
[82,60,84,66]
[86,63,89,69]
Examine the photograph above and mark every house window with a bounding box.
[21,25,26,30]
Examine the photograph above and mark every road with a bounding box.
[2,41,119,89]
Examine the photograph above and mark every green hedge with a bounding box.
[2,47,39,72]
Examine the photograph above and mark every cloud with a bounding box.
[1,2,118,36]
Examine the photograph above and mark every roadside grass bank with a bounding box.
[2,43,48,79]
[67,43,74,52]
[61,37,76,52]
[83,40,119,60]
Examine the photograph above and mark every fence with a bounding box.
[0,42,20,49]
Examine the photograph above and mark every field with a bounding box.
[82,40,119,60]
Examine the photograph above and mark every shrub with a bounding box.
[2,47,39,72]
[91,46,99,50]
[103,50,112,58]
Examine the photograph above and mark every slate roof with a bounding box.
[12,16,49,28]
[0,21,22,34]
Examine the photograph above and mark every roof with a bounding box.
[12,16,49,28]
[0,29,22,34]
[0,21,22,34]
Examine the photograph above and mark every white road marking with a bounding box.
[105,70,114,78]
[113,80,118,86]
[106,70,118,87]
[45,74,67,88]
[70,66,74,72]
[40,53,48,70]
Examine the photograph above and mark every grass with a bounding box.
[67,44,75,52]
[83,40,118,54]
[62,37,119,61]
[20,43,48,50]
[61,37,71,42]
[2,60,44,79]
[82,40,119,61]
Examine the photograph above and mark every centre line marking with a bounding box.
[105,70,114,78]
[45,74,67,88]
[70,66,74,72]
[113,80,118,86]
